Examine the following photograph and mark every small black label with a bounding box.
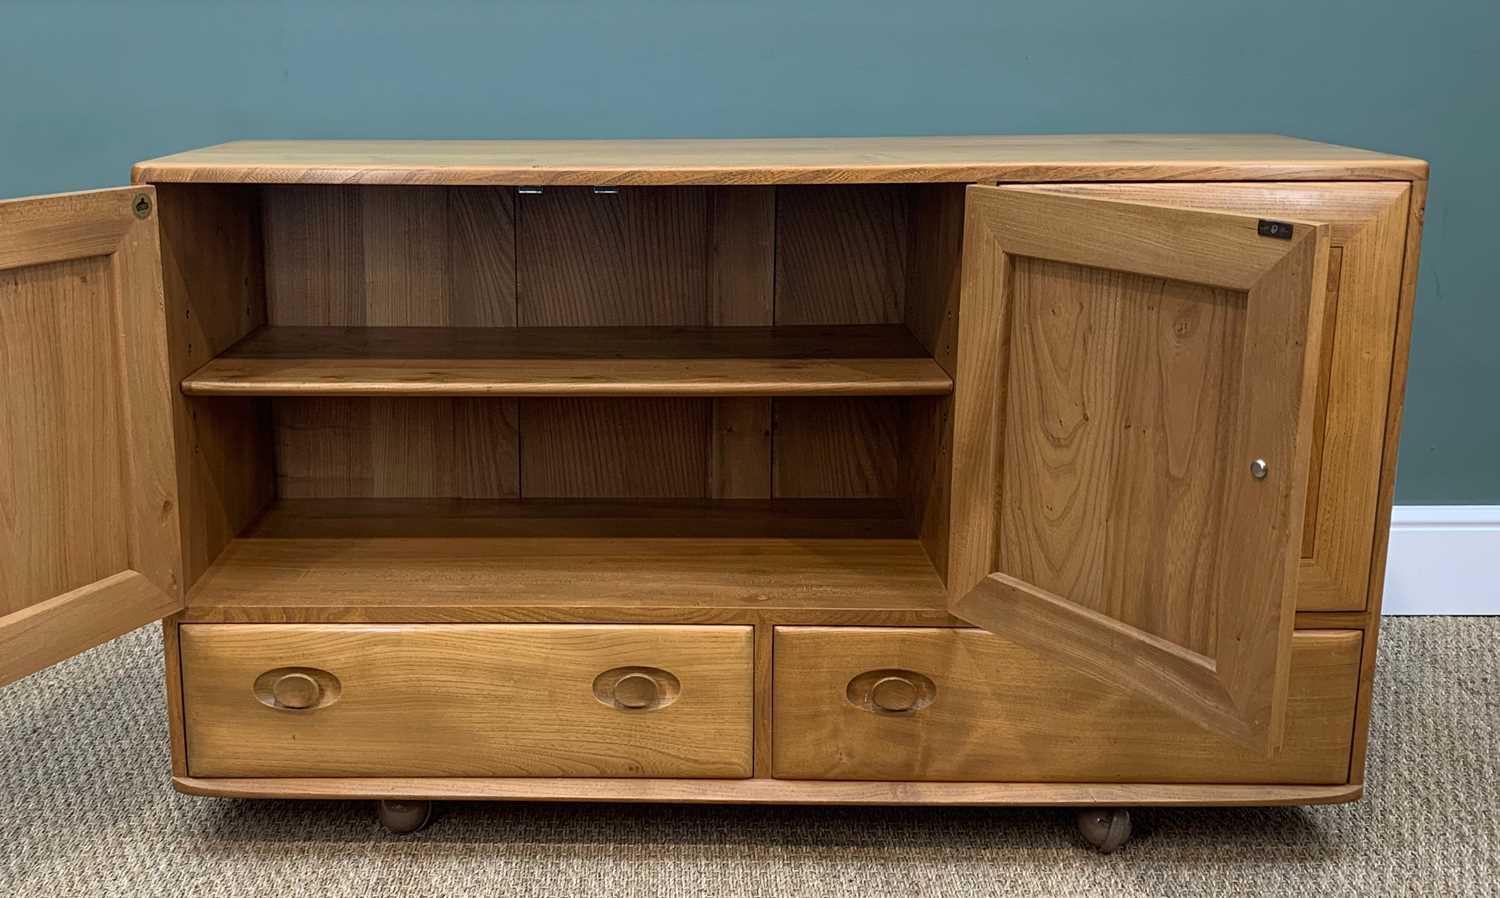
[1258,219,1294,240]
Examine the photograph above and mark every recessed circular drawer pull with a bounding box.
[613,672,659,709]
[846,669,936,715]
[253,667,342,711]
[593,666,680,712]
[870,675,921,713]
[271,672,321,709]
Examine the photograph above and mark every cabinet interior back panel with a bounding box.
[773,186,909,325]
[770,186,911,500]
[258,185,928,501]
[519,398,712,499]
[261,186,517,327]
[773,398,903,499]
[515,187,708,327]
[272,397,519,499]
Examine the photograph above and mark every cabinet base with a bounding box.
[173,776,1361,807]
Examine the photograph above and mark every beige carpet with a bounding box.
[2,618,1496,897]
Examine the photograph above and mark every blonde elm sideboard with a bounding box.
[0,136,1426,851]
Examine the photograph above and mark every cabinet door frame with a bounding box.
[0,187,183,687]
[1006,183,1412,612]
[948,184,1330,752]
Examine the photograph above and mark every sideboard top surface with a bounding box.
[132,134,1427,187]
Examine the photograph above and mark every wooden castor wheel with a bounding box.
[1076,807,1132,853]
[376,799,433,834]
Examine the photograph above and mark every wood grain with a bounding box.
[707,187,775,325]
[903,396,953,579]
[520,398,710,498]
[772,627,1361,783]
[899,187,964,576]
[262,186,517,327]
[447,188,519,325]
[113,152,1423,805]
[272,397,519,498]
[770,187,915,506]
[513,189,711,496]
[154,184,275,589]
[145,184,272,780]
[944,193,1009,603]
[2,572,182,689]
[262,186,362,324]
[1,255,128,615]
[360,188,450,325]
[1302,245,1345,559]
[1025,182,1412,612]
[1294,611,1370,630]
[181,324,952,397]
[997,257,1247,657]
[516,187,706,326]
[180,624,753,777]
[710,398,772,498]
[162,617,188,776]
[172,776,1364,806]
[259,187,523,502]
[903,184,965,374]
[1349,178,1428,785]
[0,188,183,686]
[753,623,774,777]
[774,186,908,325]
[773,398,902,498]
[706,190,776,498]
[238,497,918,539]
[183,498,948,625]
[132,135,1428,186]
[950,185,1330,751]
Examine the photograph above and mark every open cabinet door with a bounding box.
[948,185,1330,753]
[0,188,182,687]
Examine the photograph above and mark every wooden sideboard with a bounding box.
[0,136,1427,850]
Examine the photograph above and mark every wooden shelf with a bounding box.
[185,499,952,625]
[181,325,952,397]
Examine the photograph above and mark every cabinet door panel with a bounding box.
[949,185,1330,752]
[1013,183,1410,612]
[0,188,182,687]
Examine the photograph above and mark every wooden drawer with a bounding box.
[772,627,1362,783]
[181,624,753,778]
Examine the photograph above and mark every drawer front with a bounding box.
[773,627,1361,783]
[182,624,753,778]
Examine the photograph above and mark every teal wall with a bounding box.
[2,0,1493,503]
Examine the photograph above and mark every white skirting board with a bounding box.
[1381,506,1500,614]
